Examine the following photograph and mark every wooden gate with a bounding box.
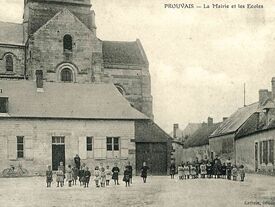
[136,142,167,175]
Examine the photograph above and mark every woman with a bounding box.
[141,162,149,183]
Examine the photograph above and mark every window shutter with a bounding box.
[94,138,106,159]
[121,139,129,159]
[25,138,33,160]
[78,137,87,159]
[7,137,16,160]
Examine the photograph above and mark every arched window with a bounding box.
[61,68,73,82]
[63,34,73,52]
[6,55,13,72]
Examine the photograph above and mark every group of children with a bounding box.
[176,158,246,182]
[46,161,133,188]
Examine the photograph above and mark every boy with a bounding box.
[84,167,91,188]
[200,162,207,179]
[206,161,212,178]
[46,165,53,187]
[79,166,85,186]
[123,166,131,187]
[226,163,232,180]
[72,166,79,185]
[112,163,120,185]
[221,163,227,179]
[105,165,112,186]
[178,164,184,180]
[232,165,238,181]
[239,165,245,182]
[56,166,64,187]
[100,167,106,187]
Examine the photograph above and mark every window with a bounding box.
[87,137,93,151]
[52,136,65,144]
[263,141,268,165]
[61,68,73,82]
[106,137,120,151]
[0,97,8,113]
[17,136,24,158]
[269,140,274,164]
[258,139,274,165]
[63,34,72,52]
[6,55,13,72]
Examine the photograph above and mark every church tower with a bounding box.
[23,0,96,41]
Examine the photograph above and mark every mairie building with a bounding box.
[0,0,171,175]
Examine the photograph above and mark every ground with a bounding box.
[0,174,275,207]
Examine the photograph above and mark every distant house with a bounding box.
[182,118,221,163]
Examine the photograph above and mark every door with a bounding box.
[255,142,258,172]
[52,136,65,171]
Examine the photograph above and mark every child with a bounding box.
[94,166,101,187]
[84,167,91,188]
[100,168,106,187]
[190,164,196,179]
[79,166,85,186]
[46,165,53,188]
[123,166,131,187]
[72,166,79,185]
[178,164,184,180]
[112,163,120,185]
[206,161,212,178]
[232,165,238,181]
[239,165,245,182]
[226,163,232,180]
[221,163,227,179]
[105,165,112,186]
[183,163,190,179]
[59,162,65,186]
[200,162,207,179]
[126,161,133,184]
[140,162,149,183]
[66,165,73,187]
[170,161,176,179]
[56,166,64,187]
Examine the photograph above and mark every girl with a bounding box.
[190,163,196,179]
[183,163,190,179]
[56,166,64,187]
[72,166,79,185]
[200,162,207,179]
[105,165,112,186]
[232,165,238,181]
[170,161,176,179]
[206,161,212,178]
[141,162,149,183]
[226,163,232,180]
[112,163,120,185]
[178,164,184,180]
[84,167,91,188]
[239,165,245,182]
[100,168,106,187]
[66,165,73,187]
[94,166,101,187]
[79,166,85,186]
[221,163,227,179]
[46,165,53,188]
[123,166,131,187]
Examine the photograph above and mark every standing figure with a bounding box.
[141,162,149,183]
[72,166,79,185]
[59,162,65,186]
[239,165,245,182]
[66,165,73,187]
[112,163,120,185]
[190,163,196,179]
[100,168,106,187]
[221,163,227,179]
[194,157,201,178]
[56,166,64,187]
[170,161,176,179]
[226,163,232,180]
[84,167,91,188]
[178,164,184,180]
[213,156,221,179]
[126,161,133,184]
[123,166,131,187]
[94,166,101,187]
[206,161,212,178]
[105,165,112,186]
[78,166,85,186]
[232,165,238,181]
[74,154,81,170]
[46,165,53,188]
[183,163,190,179]
[200,162,207,178]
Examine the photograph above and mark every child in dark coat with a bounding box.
[206,161,212,178]
[226,163,232,180]
[84,167,91,188]
[72,166,79,185]
[112,163,120,185]
[123,166,131,187]
[46,165,53,187]
[79,167,85,186]
[221,163,227,179]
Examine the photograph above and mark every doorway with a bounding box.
[52,136,65,171]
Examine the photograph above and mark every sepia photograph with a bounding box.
[0,0,274,206]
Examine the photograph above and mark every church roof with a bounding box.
[210,102,259,138]
[0,80,148,120]
[102,40,148,66]
[0,21,24,45]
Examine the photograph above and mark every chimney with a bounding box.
[207,117,213,126]
[173,124,179,138]
[36,70,43,91]
[223,117,228,122]
[259,89,269,105]
[272,77,275,100]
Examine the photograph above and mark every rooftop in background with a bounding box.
[0,80,148,120]
[0,22,24,45]
[210,102,259,138]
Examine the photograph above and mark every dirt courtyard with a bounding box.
[0,174,275,207]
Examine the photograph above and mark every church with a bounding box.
[0,0,171,175]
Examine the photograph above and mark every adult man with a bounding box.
[74,154,81,169]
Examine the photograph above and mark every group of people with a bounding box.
[170,156,246,182]
[46,154,151,188]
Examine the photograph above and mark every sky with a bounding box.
[1,0,275,133]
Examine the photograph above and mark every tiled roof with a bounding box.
[210,102,259,138]
[102,40,148,66]
[184,123,221,148]
[0,21,24,45]
[0,80,148,120]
